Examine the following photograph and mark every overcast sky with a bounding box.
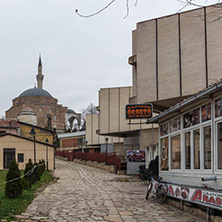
[0,0,219,117]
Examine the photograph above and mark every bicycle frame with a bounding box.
[146,176,168,204]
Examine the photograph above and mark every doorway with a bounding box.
[4,148,15,169]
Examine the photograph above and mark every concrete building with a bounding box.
[86,4,222,169]
[86,113,124,154]
[129,4,222,111]
[98,87,158,153]
[86,86,158,170]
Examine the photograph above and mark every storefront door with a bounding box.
[4,148,15,169]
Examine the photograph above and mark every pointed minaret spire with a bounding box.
[36,54,44,89]
[38,54,42,67]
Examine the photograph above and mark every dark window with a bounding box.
[18,153,24,163]
[4,148,15,169]
[78,138,83,146]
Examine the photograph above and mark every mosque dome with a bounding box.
[17,106,37,126]
[66,109,76,114]
[18,88,52,98]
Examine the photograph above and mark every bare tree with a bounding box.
[76,0,139,19]
[177,0,222,22]
[80,103,98,130]
[76,0,222,20]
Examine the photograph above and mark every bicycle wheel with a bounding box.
[145,182,153,200]
[156,184,167,204]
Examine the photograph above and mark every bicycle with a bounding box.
[145,175,168,204]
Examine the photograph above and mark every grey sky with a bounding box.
[0,0,218,116]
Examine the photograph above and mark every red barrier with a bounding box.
[98,153,106,163]
[75,151,83,159]
[55,149,126,171]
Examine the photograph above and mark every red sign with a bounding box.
[166,184,222,210]
[125,104,153,119]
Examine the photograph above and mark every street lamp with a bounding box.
[30,127,36,163]
[30,127,37,182]
[105,138,109,165]
[85,141,88,161]
[45,138,49,170]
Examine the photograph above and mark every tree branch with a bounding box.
[76,0,139,19]
[75,0,116,18]
[124,0,130,19]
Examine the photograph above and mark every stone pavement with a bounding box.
[16,159,204,222]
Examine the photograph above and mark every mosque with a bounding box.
[5,56,81,132]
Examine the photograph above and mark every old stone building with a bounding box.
[6,56,68,131]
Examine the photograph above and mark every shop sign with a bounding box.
[166,184,222,210]
[125,104,153,119]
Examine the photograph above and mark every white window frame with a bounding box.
[169,132,181,171]
[201,123,212,172]
[215,120,222,172]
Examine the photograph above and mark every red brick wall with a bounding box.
[6,96,67,131]
[61,138,78,148]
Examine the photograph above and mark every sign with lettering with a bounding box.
[125,104,153,119]
[165,184,222,210]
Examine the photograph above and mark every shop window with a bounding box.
[204,126,211,169]
[218,123,222,169]
[194,129,200,169]
[160,137,168,170]
[184,108,200,128]
[202,103,211,122]
[169,117,180,133]
[171,135,181,169]
[160,123,168,136]
[185,132,191,169]
[215,98,222,118]
[18,153,24,163]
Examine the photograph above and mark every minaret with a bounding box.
[36,54,44,89]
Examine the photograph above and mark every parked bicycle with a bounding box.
[145,175,168,204]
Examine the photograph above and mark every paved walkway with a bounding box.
[16,159,203,222]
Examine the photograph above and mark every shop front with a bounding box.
[148,81,222,210]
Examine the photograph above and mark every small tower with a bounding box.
[36,54,44,89]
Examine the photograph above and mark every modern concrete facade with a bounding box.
[86,113,124,154]
[129,4,222,111]
[86,87,158,158]
[86,4,222,167]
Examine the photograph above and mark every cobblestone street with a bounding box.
[17,159,204,222]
